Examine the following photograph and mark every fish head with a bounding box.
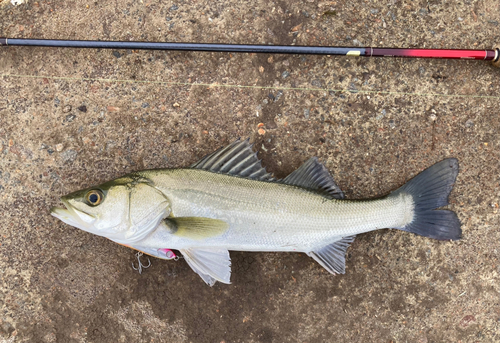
[51,175,170,243]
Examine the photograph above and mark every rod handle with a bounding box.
[493,46,500,68]
[0,38,7,46]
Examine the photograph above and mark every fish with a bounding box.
[51,138,461,286]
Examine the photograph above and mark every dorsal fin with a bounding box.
[308,236,355,274]
[190,138,274,181]
[282,157,344,199]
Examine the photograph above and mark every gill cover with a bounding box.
[52,175,170,244]
[115,179,171,244]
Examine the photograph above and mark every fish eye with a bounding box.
[86,190,104,206]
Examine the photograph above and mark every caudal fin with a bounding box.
[392,158,461,240]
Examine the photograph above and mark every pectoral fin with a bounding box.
[180,248,232,286]
[164,217,229,240]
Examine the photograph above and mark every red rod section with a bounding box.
[369,48,495,60]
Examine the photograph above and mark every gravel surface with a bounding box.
[1,0,499,342]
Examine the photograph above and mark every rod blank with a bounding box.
[1,38,499,65]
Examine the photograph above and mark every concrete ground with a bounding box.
[1,0,499,342]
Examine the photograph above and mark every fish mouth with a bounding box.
[50,198,96,232]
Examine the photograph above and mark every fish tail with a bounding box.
[391,158,462,240]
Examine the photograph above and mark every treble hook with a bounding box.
[132,251,151,274]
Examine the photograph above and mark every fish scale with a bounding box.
[138,169,412,252]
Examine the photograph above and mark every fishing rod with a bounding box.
[1,38,499,67]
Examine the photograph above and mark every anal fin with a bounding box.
[180,248,231,286]
[308,236,355,274]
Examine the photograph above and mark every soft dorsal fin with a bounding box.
[282,157,344,199]
[308,236,355,274]
[190,138,274,181]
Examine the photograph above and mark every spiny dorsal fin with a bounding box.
[282,157,344,199]
[308,236,355,274]
[164,217,229,240]
[190,138,274,181]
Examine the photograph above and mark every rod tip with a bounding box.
[493,46,500,68]
[0,38,6,46]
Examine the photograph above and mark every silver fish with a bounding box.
[51,139,461,286]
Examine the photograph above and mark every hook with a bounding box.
[132,251,151,274]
